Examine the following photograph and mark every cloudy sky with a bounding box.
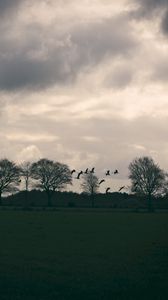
[1,0,168,192]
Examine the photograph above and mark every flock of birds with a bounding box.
[70,168,125,193]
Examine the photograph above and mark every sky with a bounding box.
[0,0,168,193]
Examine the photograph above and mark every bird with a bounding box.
[106,187,111,194]
[99,179,105,185]
[105,170,110,176]
[90,167,95,173]
[118,186,125,192]
[76,171,83,179]
[71,169,76,174]
[114,169,119,174]
[84,168,89,174]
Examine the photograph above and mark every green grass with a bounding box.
[0,210,168,299]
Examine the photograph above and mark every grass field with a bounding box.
[0,210,168,300]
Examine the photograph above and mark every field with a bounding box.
[0,210,168,300]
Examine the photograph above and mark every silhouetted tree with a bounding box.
[129,156,165,211]
[81,173,99,207]
[0,159,21,205]
[160,173,168,197]
[31,158,72,206]
[20,161,33,207]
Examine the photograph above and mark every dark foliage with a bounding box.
[0,159,21,204]
[129,156,166,211]
[2,190,168,210]
[31,159,72,206]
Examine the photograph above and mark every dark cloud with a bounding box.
[0,53,72,91]
[0,0,23,15]
[0,16,138,91]
[162,9,168,34]
[131,0,168,35]
[132,0,168,16]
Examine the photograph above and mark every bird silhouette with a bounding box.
[99,179,105,185]
[77,171,83,179]
[84,168,89,174]
[118,186,125,192]
[106,187,111,194]
[105,170,110,176]
[71,169,76,174]
[114,169,119,174]
[90,167,95,173]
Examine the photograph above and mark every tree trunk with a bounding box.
[0,191,1,206]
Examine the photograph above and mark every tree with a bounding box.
[129,156,165,211]
[160,173,168,197]
[31,158,72,206]
[0,159,21,205]
[81,173,99,208]
[20,161,32,207]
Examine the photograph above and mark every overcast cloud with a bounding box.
[131,0,168,35]
[0,0,23,15]
[0,0,168,192]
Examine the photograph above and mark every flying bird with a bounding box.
[77,171,83,179]
[71,169,76,174]
[84,168,89,174]
[106,187,111,194]
[118,186,125,192]
[99,179,105,185]
[114,169,119,174]
[90,167,95,173]
[105,170,110,176]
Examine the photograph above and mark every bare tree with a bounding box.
[0,159,21,205]
[20,162,33,191]
[129,156,165,211]
[81,173,99,208]
[31,158,72,206]
[20,161,33,207]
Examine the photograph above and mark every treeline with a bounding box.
[0,158,72,205]
[0,156,168,211]
[2,190,168,209]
